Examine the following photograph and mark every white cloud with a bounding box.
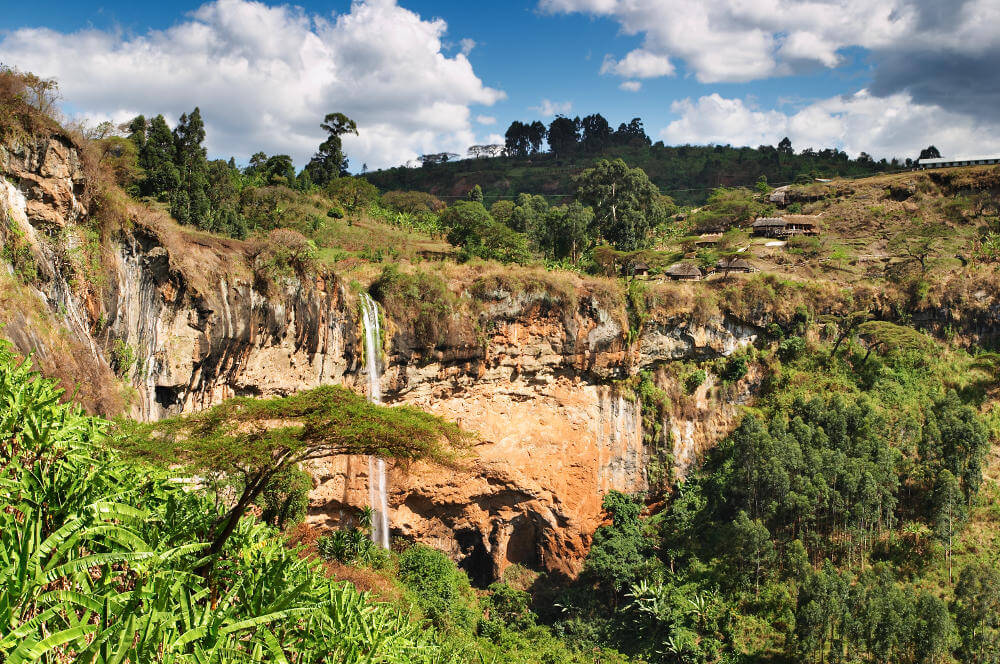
[530,99,573,116]
[460,38,476,56]
[476,114,497,125]
[0,0,504,170]
[619,80,642,92]
[539,0,1000,84]
[661,90,1000,160]
[600,49,673,78]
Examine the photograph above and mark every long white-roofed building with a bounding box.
[917,155,1000,169]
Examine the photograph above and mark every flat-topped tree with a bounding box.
[115,384,472,575]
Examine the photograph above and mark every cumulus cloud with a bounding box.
[600,50,673,78]
[619,81,642,92]
[661,91,1000,160]
[538,0,1000,122]
[0,0,504,169]
[530,99,573,116]
[476,115,497,125]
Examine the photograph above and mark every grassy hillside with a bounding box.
[364,143,898,207]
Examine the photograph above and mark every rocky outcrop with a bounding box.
[0,131,758,581]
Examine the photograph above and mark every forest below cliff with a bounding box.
[3,66,1000,664]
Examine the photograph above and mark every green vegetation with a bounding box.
[366,115,897,207]
[115,383,472,574]
[539,319,996,663]
[0,342,463,663]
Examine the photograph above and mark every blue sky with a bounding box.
[2,0,997,169]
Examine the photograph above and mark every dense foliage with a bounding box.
[543,327,994,663]
[0,342,464,663]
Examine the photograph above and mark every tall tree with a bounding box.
[575,159,666,251]
[304,112,357,186]
[581,113,613,152]
[138,114,180,200]
[527,120,547,155]
[171,108,211,227]
[547,115,580,156]
[933,470,965,584]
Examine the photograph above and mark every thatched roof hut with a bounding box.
[665,262,703,280]
[751,217,787,237]
[716,257,755,273]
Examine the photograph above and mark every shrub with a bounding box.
[382,190,446,214]
[247,228,318,280]
[369,265,459,350]
[685,369,707,394]
[722,356,749,382]
[258,464,311,530]
[777,336,806,361]
[397,544,477,630]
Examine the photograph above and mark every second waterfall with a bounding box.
[359,293,391,549]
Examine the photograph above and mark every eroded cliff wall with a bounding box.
[1,133,758,580]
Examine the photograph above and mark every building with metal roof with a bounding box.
[917,155,1000,169]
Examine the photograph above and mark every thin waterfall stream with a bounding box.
[359,293,390,549]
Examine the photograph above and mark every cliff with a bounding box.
[0,130,763,581]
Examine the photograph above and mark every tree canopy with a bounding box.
[576,158,669,251]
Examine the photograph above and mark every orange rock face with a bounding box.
[310,376,647,581]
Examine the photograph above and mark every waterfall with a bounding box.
[359,293,390,549]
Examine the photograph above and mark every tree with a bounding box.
[889,222,948,271]
[919,146,942,161]
[584,491,659,599]
[441,201,530,264]
[547,115,580,156]
[777,137,794,155]
[953,562,1000,664]
[138,115,180,200]
[115,385,472,577]
[532,201,593,262]
[489,199,515,226]
[576,159,666,251]
[526,121,546,155]
[933,470,965,584]
[504,121,532,157]
[17,70,61,115]
[304,112,357,186]
[171,108,211,227]
[467,184,484,203]
[581,113,612,152]
[614,118,650,147]
[727,511,775,597]
[326,176,378,210]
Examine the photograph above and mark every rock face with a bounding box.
[0,131,759,581]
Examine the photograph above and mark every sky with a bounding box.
[2,0,999,172]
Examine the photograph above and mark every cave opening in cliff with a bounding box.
[155,385,182,408]
[505,519,540,569]
[455,529,493,588]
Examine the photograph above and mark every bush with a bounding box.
[721,356,749,382]
[247,228,318,280]
[370,265,459,350]
[325,177,378,211]
[382,190,445,214]
[258,465,311,530]
[778,336,806,361]
[397,544,477,630]
[685,369,707,394]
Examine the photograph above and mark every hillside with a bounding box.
[363,142,899,207]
